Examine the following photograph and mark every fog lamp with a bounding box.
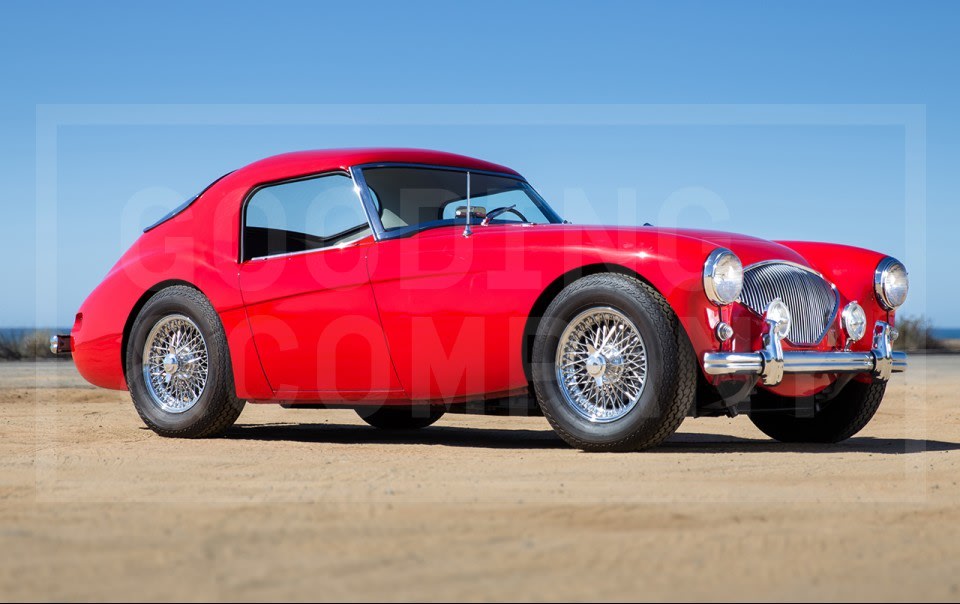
[765,298,791,340]
[841,301,867,343]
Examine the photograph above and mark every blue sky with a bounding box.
[1,1,957,326]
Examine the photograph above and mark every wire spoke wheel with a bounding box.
[555,306,648,423]
[141,314,209,414]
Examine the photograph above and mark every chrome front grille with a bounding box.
[740,262,838,346]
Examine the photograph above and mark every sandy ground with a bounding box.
[1,357,959,602]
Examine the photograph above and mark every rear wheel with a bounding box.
[126,286,245,438]
[356,406,444,430]
[531,273,696,451]
[748,379,886,443]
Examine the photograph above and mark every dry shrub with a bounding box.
[894,316,945,351]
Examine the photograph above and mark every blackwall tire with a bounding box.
[749,379,887,443]
[531,273,696,452]
[125,286,245,438]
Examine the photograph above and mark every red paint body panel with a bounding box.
[70,148,898,405]
[238,236,404,398]
[367,224,718,400]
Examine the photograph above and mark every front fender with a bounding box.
[518,227,725,370]
[775,240,892,329]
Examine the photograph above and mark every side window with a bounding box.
[243,173,370,260]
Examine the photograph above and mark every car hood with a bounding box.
[530,224,812,269]
[637,226,810,267]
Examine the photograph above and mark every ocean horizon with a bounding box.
[933,327,960,340]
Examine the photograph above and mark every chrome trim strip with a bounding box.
[349,165,385,241]
[246,239,369,262]
[702,321,906,386]
[744,259,825,279]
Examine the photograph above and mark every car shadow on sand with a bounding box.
[222,422,960,454]
[225,422,566,450]
[657,431,960,455]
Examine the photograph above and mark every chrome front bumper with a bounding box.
[703,320,906,387]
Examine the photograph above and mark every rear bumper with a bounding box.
[703,320,906,386]
[50,334,72,354]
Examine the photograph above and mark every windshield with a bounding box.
[360,166,561,237]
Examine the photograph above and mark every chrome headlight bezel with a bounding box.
[703,248,743,306]
[874,257,909,310]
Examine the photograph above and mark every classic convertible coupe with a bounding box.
[53,149,908,451]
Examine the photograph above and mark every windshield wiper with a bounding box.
[481,205,531,226]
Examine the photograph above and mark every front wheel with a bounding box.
[126,286,245,438]
[748,379,886,443]
[531,273,696,452]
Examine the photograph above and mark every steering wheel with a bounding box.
[481,205,529,226]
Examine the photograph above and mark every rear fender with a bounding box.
[72,234,245,391]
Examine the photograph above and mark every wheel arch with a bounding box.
[120,279,207,378]
[521,263,692,381]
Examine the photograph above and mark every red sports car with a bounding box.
[52,148,908,451]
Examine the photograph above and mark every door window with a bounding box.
[243,173,370,260]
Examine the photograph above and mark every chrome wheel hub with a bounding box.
[162,353,180,375]
[555,307,648,423]
[142,314,208,414]
[585,352,606,377]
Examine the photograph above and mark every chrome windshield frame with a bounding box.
[350,162,564,241]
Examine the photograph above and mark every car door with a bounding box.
[361,166,546,401]
[237,171,402,399]
[367,229,533,401]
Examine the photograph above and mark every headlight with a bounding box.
[841,301,867,342]
[703,248,743,305]
[874,257,909,310]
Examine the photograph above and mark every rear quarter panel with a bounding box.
[71,175,254,392]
